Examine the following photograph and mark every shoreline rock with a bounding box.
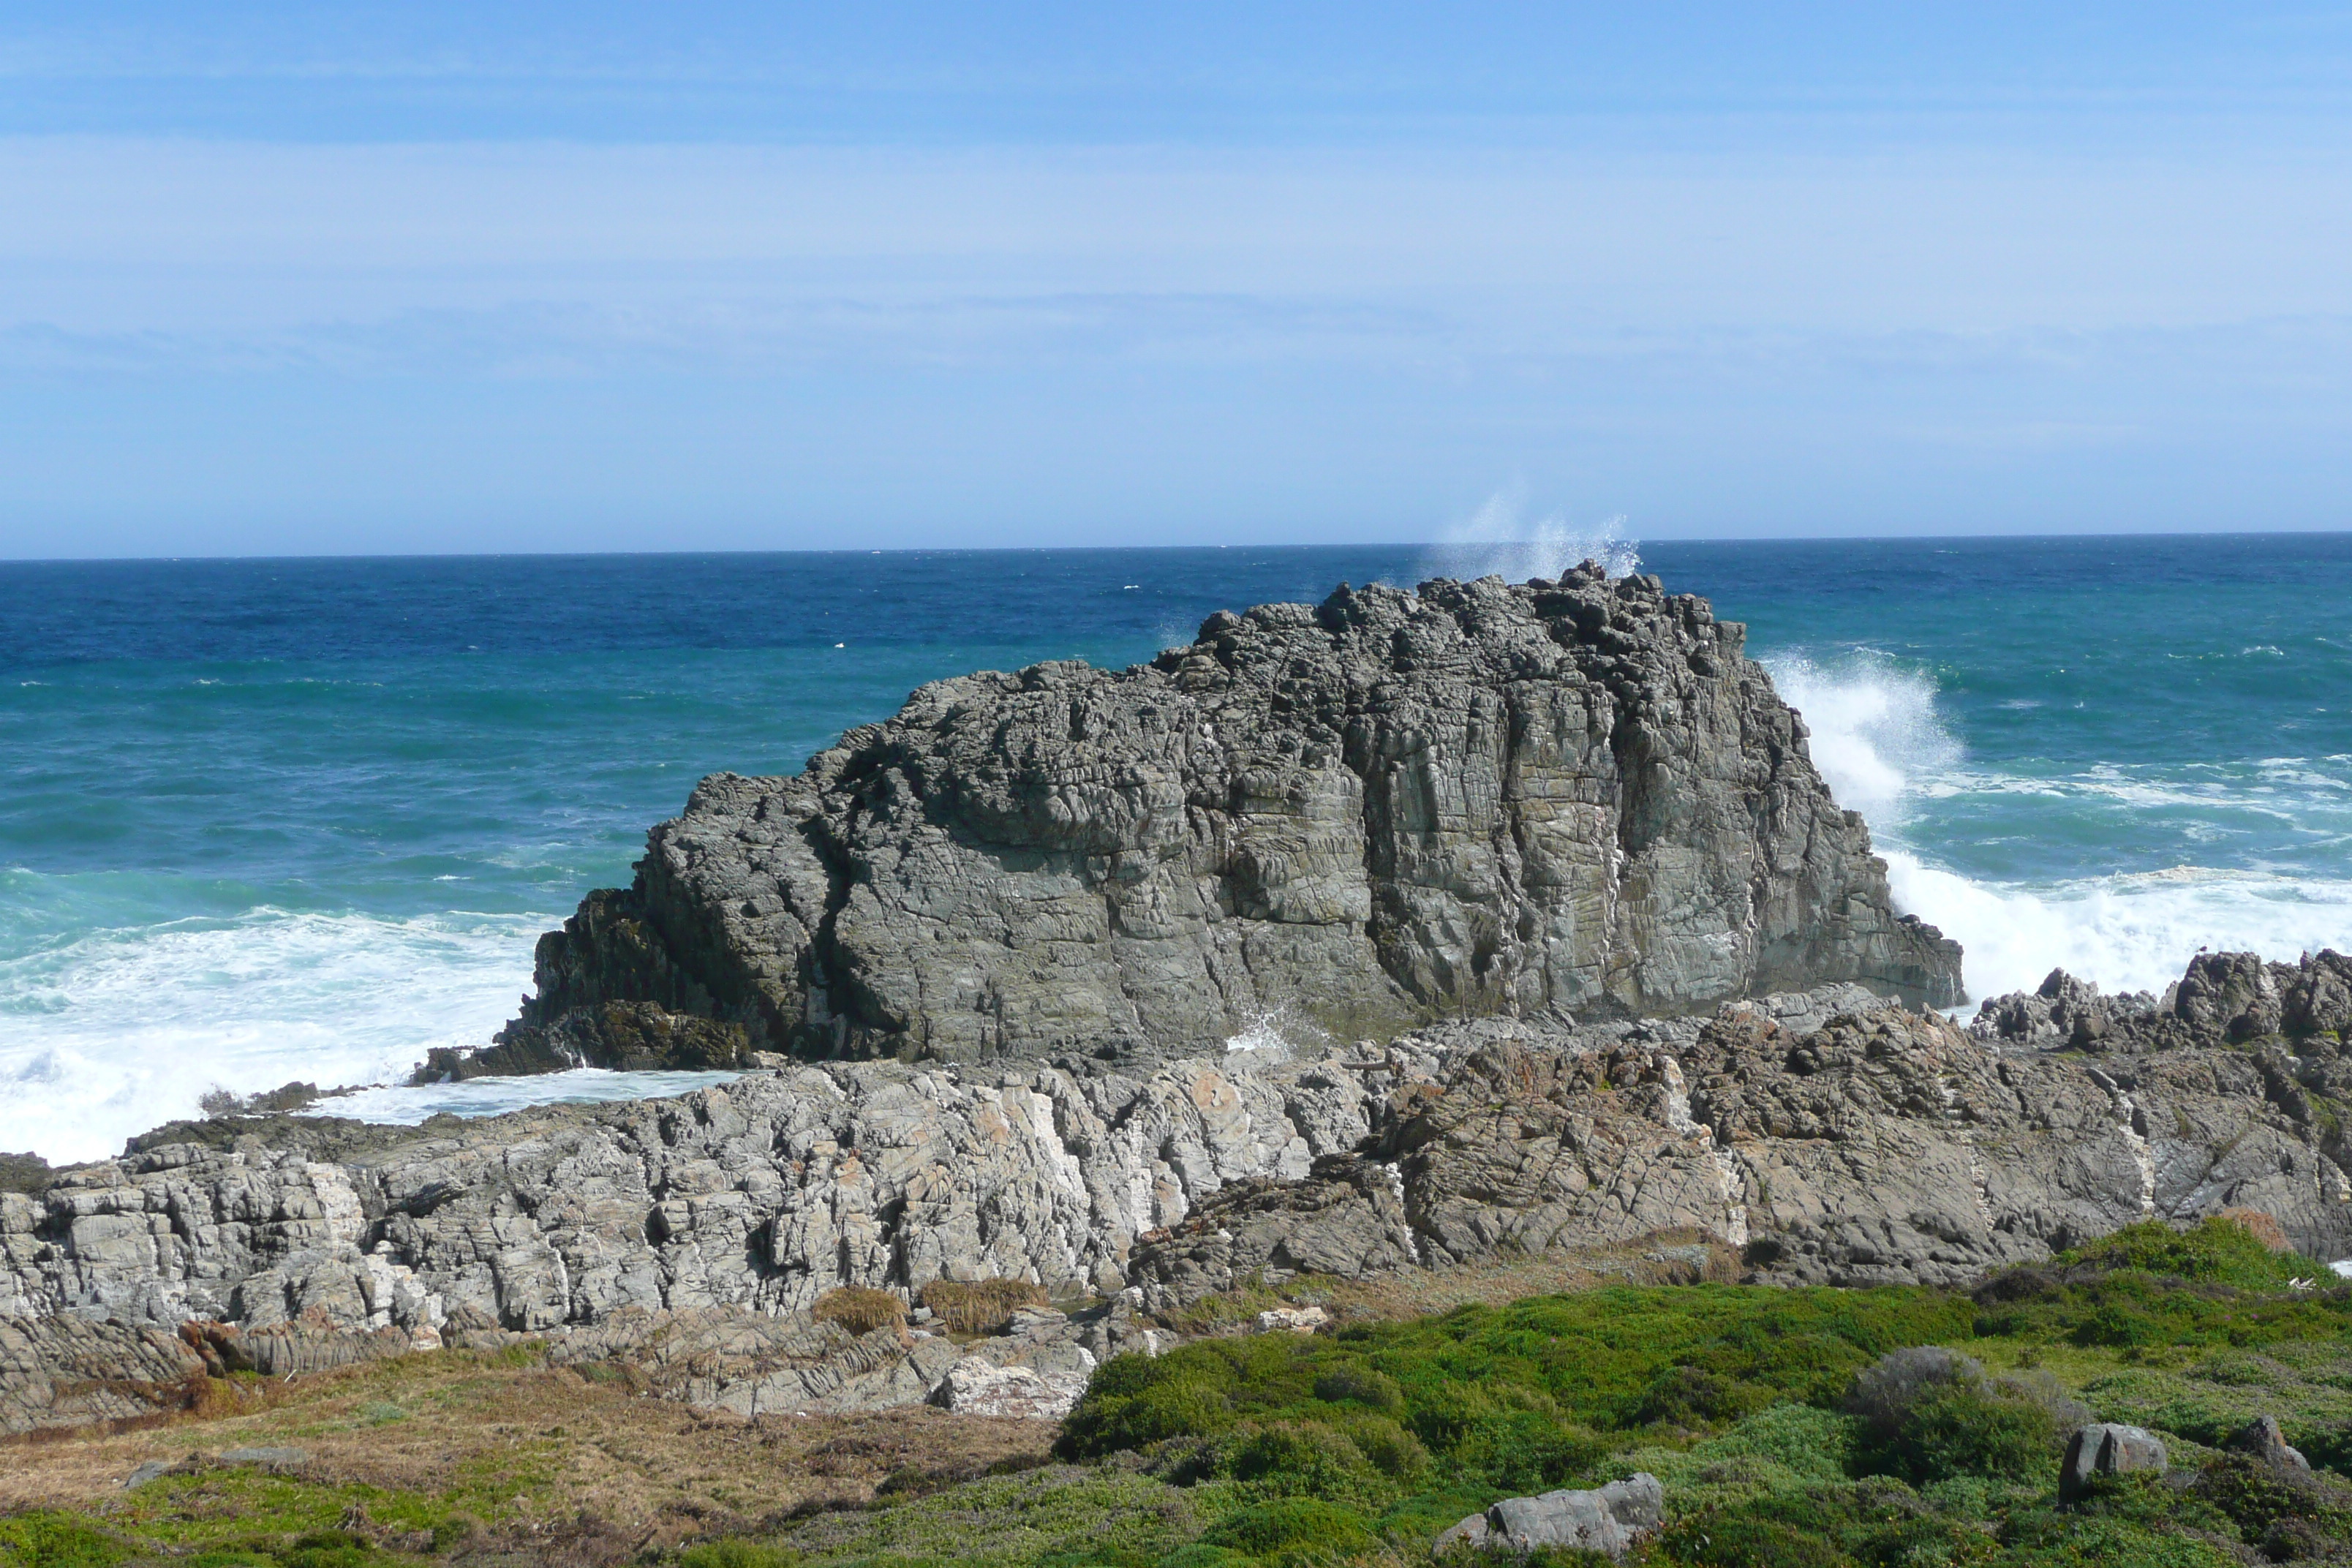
[1972,951,2352,1055]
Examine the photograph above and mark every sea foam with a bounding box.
[311,1068,745,1126]
[1765,652,2352,1003]
[0,897,543,1162]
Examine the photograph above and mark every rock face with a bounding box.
[16,977,2352,1432]
[486,569,1960,1073]
[1123,993,2352,1305]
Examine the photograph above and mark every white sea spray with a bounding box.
[1762,652,2352,1001]
[1418,489,1641,583]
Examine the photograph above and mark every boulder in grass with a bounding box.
[1254,1306,1330,1334]
[2229,1414,2311,1472]
[1439,1472,1663,1558]
[2060,1423,2166,1504]
[930,1354,1093,1420]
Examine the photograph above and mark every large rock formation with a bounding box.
[483,568,1960,1073]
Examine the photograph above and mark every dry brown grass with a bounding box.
[0,1343,1052,1552]
[919,1278,1050,1335]
[2219,1206,2293,1251]
[1161,1229,1747,1331]
[810,1286,907,1335]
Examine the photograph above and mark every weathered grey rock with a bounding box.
[1970,968,2160,1051]
[2060,1423,2166,1503]
[1444,1472,1662,1558]
[427,1000,750,1082]
[1433,1512,1490,1550]
[124,1460,177,1489]
[1972,951,2352,1058]
[1253,1305,1330,1333]
[932,1354,1094,1420]
[483,570,1960,1074]
[1131,1000,2352,1305]
[13,983,2352,1431]
[0,1313,208,1434]
[2228,1414,2311,1471]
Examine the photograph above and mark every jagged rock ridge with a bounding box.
[484,568,1961,1071]
[15,958,2352,1433]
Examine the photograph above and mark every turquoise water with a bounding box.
[4,535,2348,1159]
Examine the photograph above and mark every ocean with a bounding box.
[4,535,2348,1163]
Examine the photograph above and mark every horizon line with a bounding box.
[5,524,2351,568]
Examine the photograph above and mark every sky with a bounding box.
[3,4,2351,556]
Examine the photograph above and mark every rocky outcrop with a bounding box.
[15,980,2352,1434]
[1972,951,2352,1055]
[481,568,1960,1074]
[1124,995,2352,1304]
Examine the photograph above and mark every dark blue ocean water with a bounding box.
[4,535,2349,1158]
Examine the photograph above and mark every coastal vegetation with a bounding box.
[12,1217,2352,1567]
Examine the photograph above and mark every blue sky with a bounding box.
[3,4,2351,556]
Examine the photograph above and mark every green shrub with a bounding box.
[1845,1347,2059,1485]
[1681,1403,1859,1485]
[2190,1453,2352,1546]
[1221,1422,1392,1509]
[1658,1513,1858,1567]
[1997,1509,2242,1567]
[1326,1410,1429,1482]
[1058,1354,1237,1458]
[1194,1499,1378,1559]
[675,1540,801,1568]
[1637,1365,1775,1428]
[278,1533,373,1568]
[1310,1364,1401,1411]
[1454,1409,1605,1495]
[1882,1379,2054,1485]
[2063,1217,2311,1290]
[0,1514,133,1568]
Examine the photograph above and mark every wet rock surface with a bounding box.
[486,570,1960,1074]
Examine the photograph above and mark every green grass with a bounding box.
[15,1218,2352,1568]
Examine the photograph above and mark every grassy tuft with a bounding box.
[811,1286,907,1336]
[919,1278,1049,1335]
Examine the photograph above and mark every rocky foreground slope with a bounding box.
[13,965,2352,1435]
[467,568,1961,1076]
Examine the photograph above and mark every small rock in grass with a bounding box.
[219,1445,309,1471]
[1442,1473,1662,1558]
[2060,1424,2166,1503]
[2229,1414,2311,1472]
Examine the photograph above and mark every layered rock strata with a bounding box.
[15,973,2352,1432]
[483,569,1961,1073]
